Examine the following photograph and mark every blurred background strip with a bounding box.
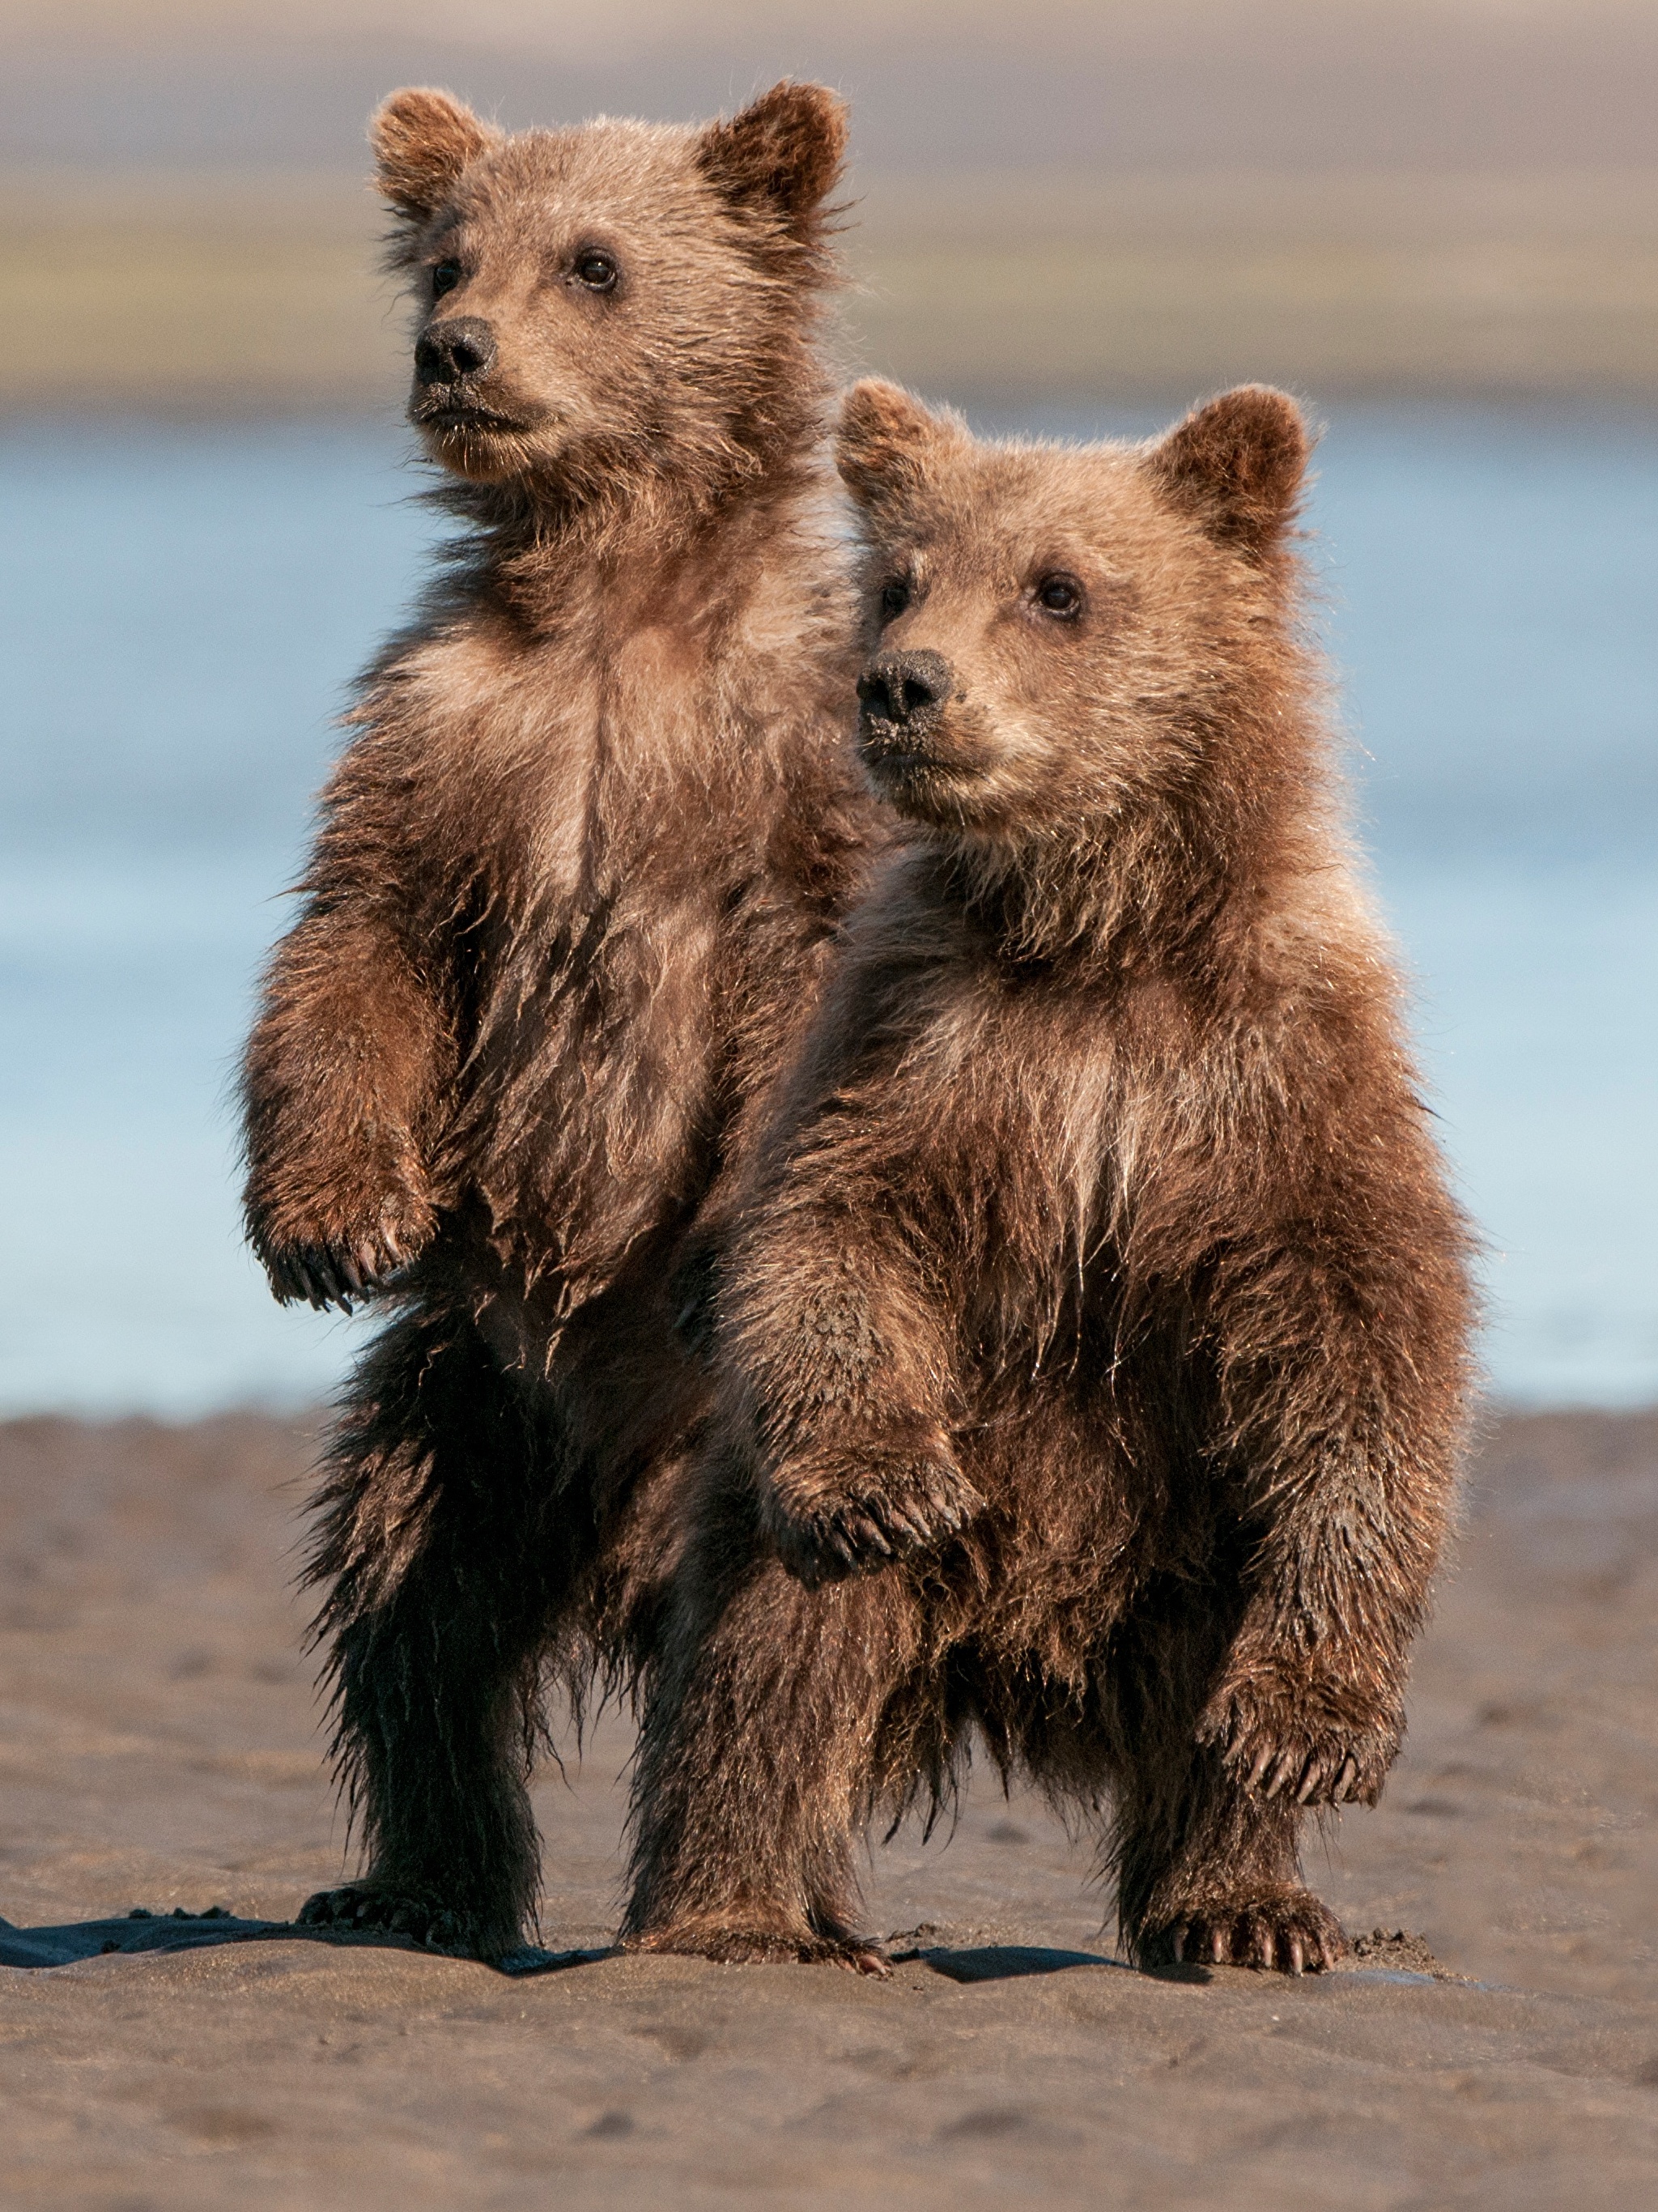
[2,0,1656,411]
[2,0,1654,1415]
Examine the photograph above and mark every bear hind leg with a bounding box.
[1105,1613,1348,1976]
[623,1534,920,1976]
[300,1311,565,1960]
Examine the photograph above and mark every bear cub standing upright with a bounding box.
[240,83,878,1960]
[624,381,1475,1974]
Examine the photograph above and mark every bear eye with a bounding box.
[1035,572,1084,620]
[572,249,619,293]
[878,576,911,623]
[432,261,463,299]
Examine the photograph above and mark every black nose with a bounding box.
[857,649,954,729]
[414,317,497,386]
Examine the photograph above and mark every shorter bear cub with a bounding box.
[623,382,1474,1974]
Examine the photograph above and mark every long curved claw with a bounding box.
[844,1511,893,1559]
[1262,1750,1299,1800]
[835,1946,892,1979]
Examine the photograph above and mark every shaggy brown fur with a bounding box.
[623,381,1476,1976]
[238,83,879,1959]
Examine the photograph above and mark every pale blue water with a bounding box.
[1,410,1654,1414]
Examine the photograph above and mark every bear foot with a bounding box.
[1144,1888,1346,1976]
[296,1881,496,1958]
[625,1920,891,1976]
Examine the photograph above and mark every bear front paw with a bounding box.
[1199,1682,1400,1807]
[256,1181,436,1312]
[765,1440,981,1589]
[263,1230,416,1314]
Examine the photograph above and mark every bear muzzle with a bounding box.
[414,316,498,387]
[857,648,956,770]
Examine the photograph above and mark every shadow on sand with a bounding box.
[896,1943,1129,1983]
[4,1916,1134,1986]
[0,1908,608,1977]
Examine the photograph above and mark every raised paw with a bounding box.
[296,1882,475,1954]
[261,1223,422,1314]
[1199,1683,1401,1808]
[766,1441,981,1589]
[1147,1889,1346,1976]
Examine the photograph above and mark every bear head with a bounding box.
[370,82,847,501]
[836,381,1313,857]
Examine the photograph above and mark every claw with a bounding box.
[837,1946,891,1979]
[1252,1920,1273,1969]
[1333,1755,1358,1803]
[1263,1750,1299,1800]
[878,1512,920,1551]
[1296,1759,1324,1805]
[846,1512,893,1558]
[1247,1742,1275,1791]
[1286,1931,1306,1976]
[1210,1925,1227,1964]
[1171,1923,1187,1963]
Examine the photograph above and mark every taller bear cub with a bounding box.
[239,83,878,1959]
[624,382,1474,1974]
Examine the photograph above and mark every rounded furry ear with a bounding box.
[371,88,500,226]
[1146,386,1310,554]
[696,81,848,240]
[836,381,960,510]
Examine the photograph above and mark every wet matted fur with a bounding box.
[623,382,1476,1976]
[239,83,880,1959]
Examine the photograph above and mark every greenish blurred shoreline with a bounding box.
[6,166,1656,415]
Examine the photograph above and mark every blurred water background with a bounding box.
[2,2,1654,1415]
[2,406,1652,1414]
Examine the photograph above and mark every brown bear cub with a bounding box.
[239,83,879,1959]
[623,381,1475,1975]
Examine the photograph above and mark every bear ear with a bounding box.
[696,81,848,242]
[371,88,500,226]
[836,380,961,510]
[1146,386,1310,555]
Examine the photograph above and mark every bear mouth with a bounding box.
[859,723,971,786]
[411,398,526,436]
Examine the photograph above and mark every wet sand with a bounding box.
[2,1408,1656,2207]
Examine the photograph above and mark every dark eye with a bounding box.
[572,249,619,292]
[878,577,911,623]
[1035,572,1084,620]
[432,261,462,299]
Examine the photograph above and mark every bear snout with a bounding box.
[857,649,954,740]
[414,317,499,389]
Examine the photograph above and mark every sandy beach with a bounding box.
[2,1406,1656,2206]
